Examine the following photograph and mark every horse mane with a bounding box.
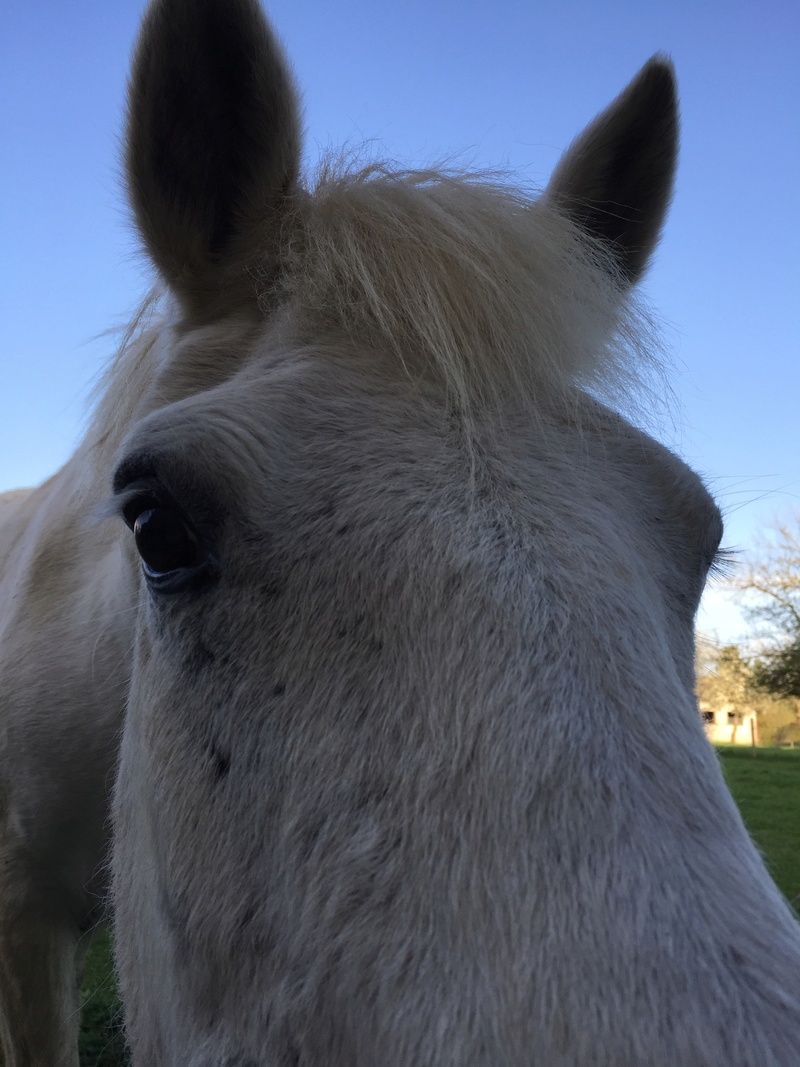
[278,160,661,415]
[88,158,663,464]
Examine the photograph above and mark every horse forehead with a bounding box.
[138,348,441,460]
[132,363,702,506]
[124,347,719,563]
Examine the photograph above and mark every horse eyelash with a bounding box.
[708,545,738,580]
[91,485,166,528]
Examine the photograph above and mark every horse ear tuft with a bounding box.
[126,0,301,313]
[545,57,678,285]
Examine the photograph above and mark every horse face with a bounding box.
[110,339,724,1059]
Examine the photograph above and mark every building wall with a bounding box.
[701,704,758,745]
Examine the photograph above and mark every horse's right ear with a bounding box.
[544,57,678,285]
[126,0,301,315]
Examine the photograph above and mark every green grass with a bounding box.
[716,744,800,911]
[79,930,128,1067]
[77,746,800,1064]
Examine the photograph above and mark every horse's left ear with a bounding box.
[126,0,301,314]
[544,57,678,285]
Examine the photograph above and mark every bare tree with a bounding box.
[695,637,754,709]
[731,517,800,702]
[694,635,800,746]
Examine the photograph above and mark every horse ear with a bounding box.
[126,0,301,313]
[544,57,678,285]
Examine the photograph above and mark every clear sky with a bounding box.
[2,0,798,642]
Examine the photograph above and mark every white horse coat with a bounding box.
[1,0,799,1064]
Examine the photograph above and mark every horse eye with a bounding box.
[133,506,203,577]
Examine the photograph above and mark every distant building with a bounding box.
[700,702,759,745]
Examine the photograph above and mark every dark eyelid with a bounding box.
[113,452,158,496]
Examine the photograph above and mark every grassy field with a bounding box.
[79,929,128,1067]
[716,745,800,911]
[77,745,800,1065]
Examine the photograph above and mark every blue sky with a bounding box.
[2,0,798,642]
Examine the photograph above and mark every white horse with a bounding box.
[2,0,799,1063]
